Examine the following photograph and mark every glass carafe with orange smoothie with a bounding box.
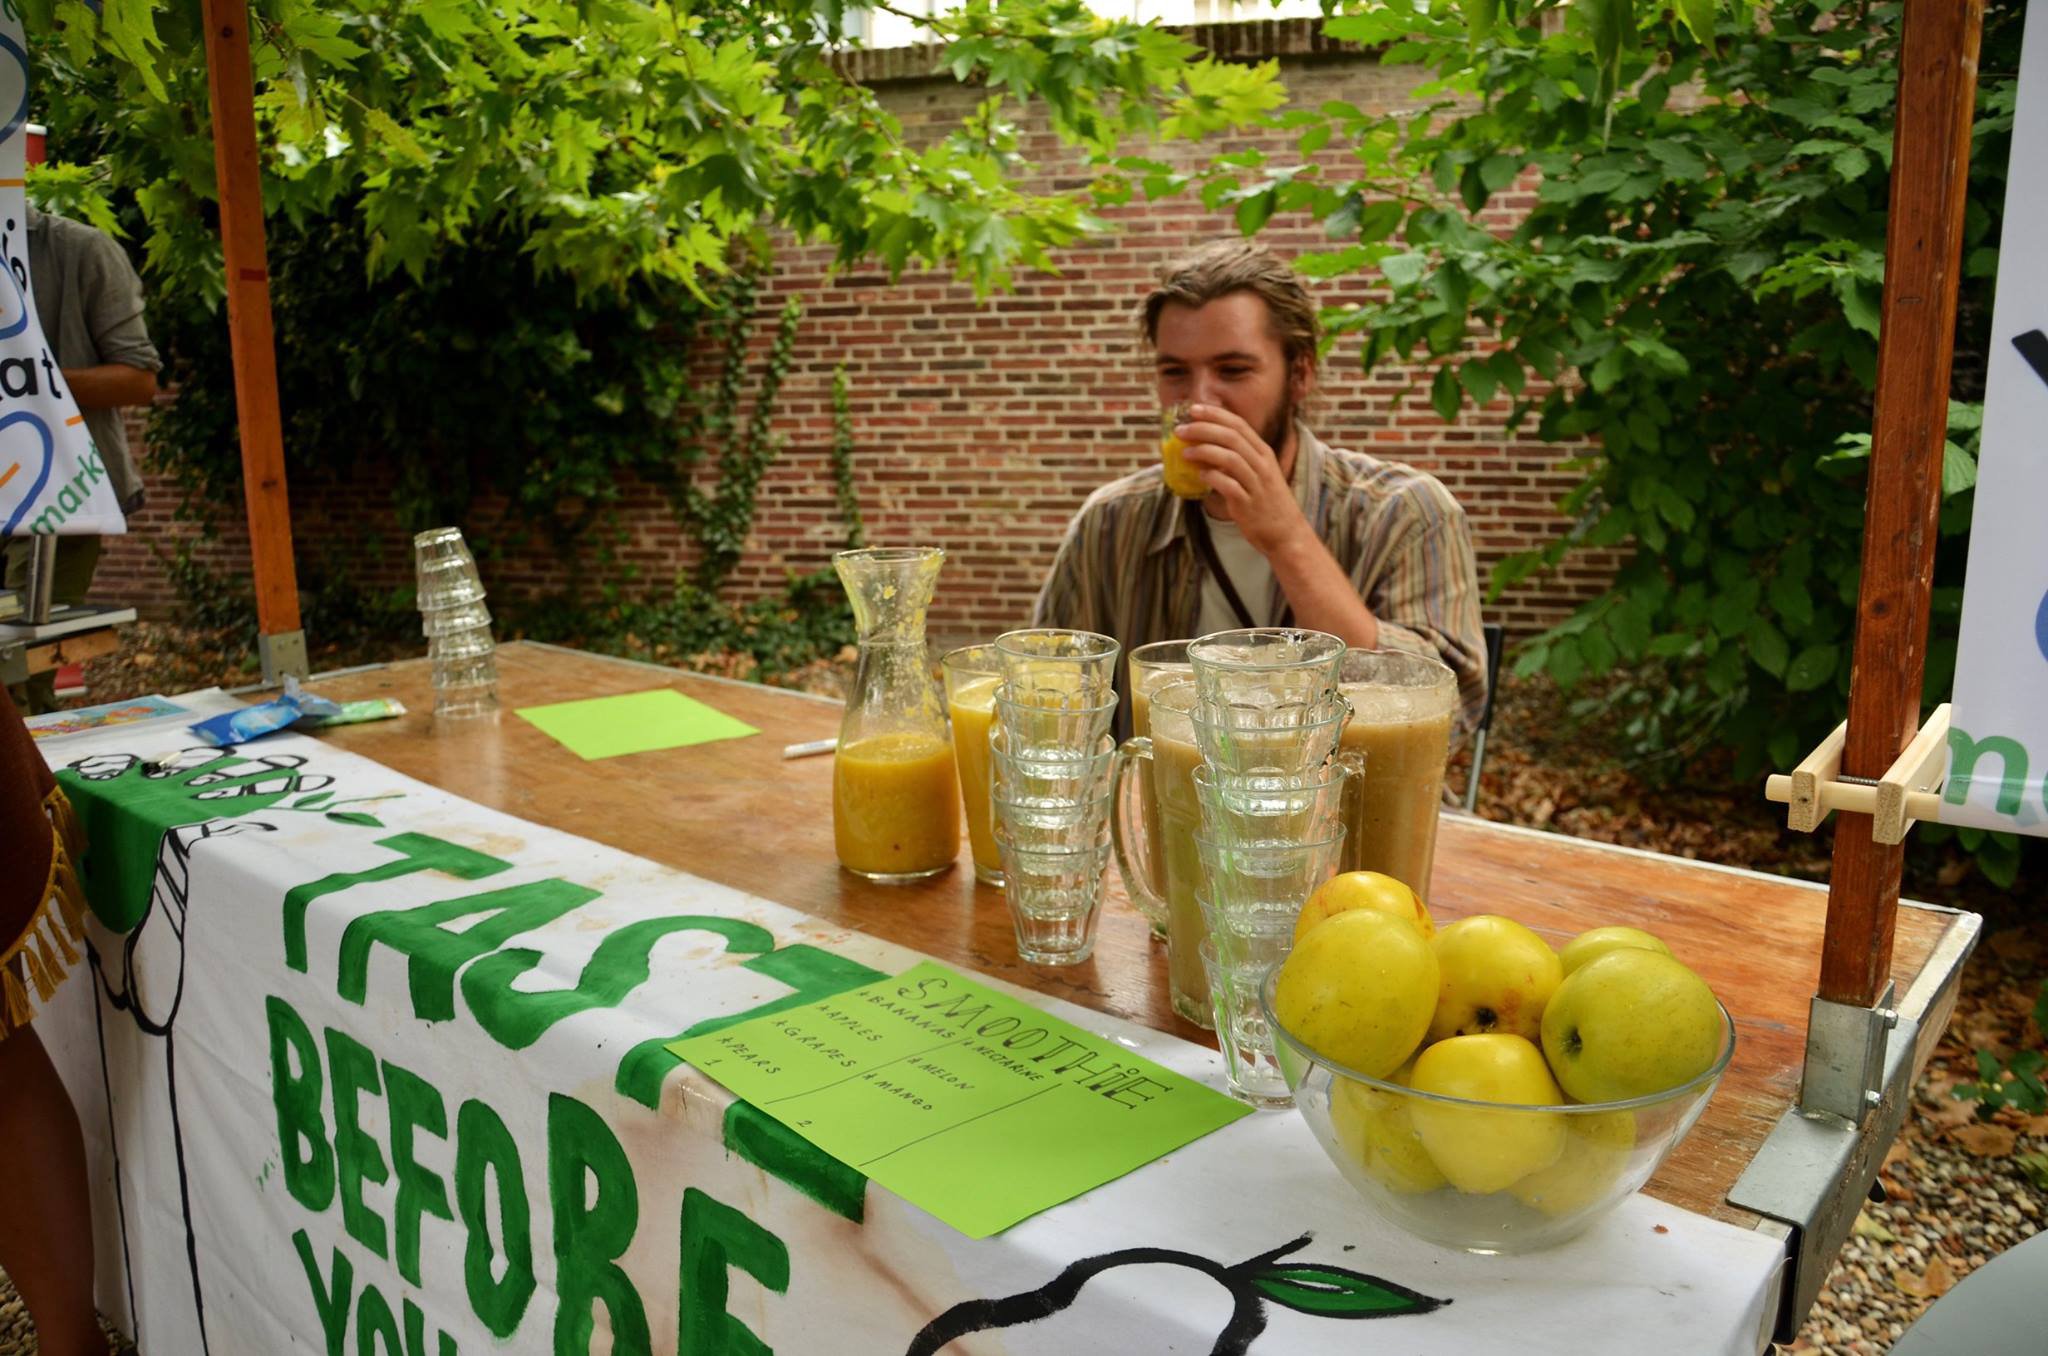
[832,547,960,881]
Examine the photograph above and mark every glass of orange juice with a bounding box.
[942,644,1005,887]
[1160,402,1208,499]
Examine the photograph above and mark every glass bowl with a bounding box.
[1260,966,1735,1254]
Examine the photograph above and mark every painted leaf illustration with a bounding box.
[293,790,334,808]
[326,811,383,827]
[1248,1263,1448,1319]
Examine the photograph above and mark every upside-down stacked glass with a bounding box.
[415,527,497,719]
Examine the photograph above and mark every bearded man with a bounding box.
[1031,239,1488,734]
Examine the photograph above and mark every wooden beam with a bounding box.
[201,0,301,642]
[23,626,121,674]
[1820,0,1984,1007]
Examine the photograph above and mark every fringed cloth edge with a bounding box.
[1,785,89,1039]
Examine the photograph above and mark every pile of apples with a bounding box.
[1271,872,1725,1213]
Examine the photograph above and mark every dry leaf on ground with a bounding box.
[1892,1255,1957,1299]
[1921,1096,1982,1132]
[1952,1122,2019,1156]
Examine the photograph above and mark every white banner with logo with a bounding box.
[31,692,1781,1356]
[0,11,126,537]
[1944,6,2048,836]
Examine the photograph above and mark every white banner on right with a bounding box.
[1942,5,2048,837]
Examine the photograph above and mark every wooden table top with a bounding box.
[307,641,1977,1230]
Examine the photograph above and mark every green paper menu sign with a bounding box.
[667,961,1252,1238]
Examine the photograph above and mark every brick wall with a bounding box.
[92,18,1620,646]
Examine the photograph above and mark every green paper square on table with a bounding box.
[668,961,1252,1238]
[515,688,759,760]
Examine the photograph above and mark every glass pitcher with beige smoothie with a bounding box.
[1122,640,1194,937]
[1335,648,1459,900]
[1110,679,1212,1025]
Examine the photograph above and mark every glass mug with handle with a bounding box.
[1110,679,1351,1028]
[1335,648,1460,902]
[1120,640,1196,938]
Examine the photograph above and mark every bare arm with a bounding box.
[63,362,157,409]
[1266,533,1379,648]
[1177,402,1381,646]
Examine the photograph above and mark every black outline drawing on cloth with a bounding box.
[67,747,386,1356]
[905,1232,1448,1355]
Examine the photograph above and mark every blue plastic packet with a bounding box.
[189,676,344,748]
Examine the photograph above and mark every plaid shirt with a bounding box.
[1030,424,1488,737]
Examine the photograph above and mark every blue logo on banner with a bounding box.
[2038,587,2048,666]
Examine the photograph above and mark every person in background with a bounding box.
[3,203,161,713]
[0,682,108,1356]
[1031,239,1488,732]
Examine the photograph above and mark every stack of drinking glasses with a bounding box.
[414,527,498,719]
[987,629,1121,966]
[1114,629,1351,1106]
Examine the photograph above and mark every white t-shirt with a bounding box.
[1196,512,1277,634]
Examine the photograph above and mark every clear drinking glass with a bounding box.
[1188,627,1346,708]
[430,654,498,690]
[1192,761,1349,848]
[1190,691,1351,775]
[428,626,496,662]
[1335,648,1460,901]
[942,644,1006,887]
[1195,832,1345,930]
[423,599,493,637]
[831,547,959,883]
[1159,402,1207,499]
[996,829,1112,966]
[414,526,473,571]
[991,680,1119,759]
[989,728,1115,804]
[993,793,1115,852]
[417,561,486,609]
[994,628,1122,701]
[1200,929,1294,1108]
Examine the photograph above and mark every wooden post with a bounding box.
[201,0,307,681]
[1819,0,1984,1007]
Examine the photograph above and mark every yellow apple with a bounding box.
[1508,1110,1637,1217]
[1329,1062,1446,1195]
[1427,915,1564,1044]
[1407,1034,1566,1194]
[1541,950,1724,1103]
[1558,925,1673,977]
[1272,910,1437,1079]
[1296,871,1435,943]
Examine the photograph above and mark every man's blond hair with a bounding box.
[1140,240,1321,377]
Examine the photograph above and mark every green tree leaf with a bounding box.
[1673,0,1716,45]
[1784,644,1840,693]
[1461,0,1502,43]
[1747,617,1789,679]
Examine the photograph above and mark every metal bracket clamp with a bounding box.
[1801,981,1898,1125]
[258,629,310,685]
[1728,1008,1919,1346]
